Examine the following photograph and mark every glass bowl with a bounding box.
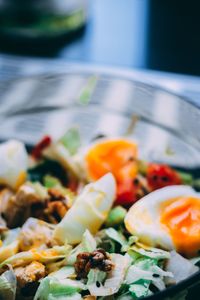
[0,71,200,299]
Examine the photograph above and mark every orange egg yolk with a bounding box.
[85,139,138,182]
[160,196,200,257]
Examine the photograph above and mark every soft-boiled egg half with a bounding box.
[0,140,28,189]
[125,185,200,257]
[78,137,138,183]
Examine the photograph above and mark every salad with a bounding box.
[0,128,200,300]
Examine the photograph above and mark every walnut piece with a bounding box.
[74,249,114,279]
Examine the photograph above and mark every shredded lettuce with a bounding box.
[0,268,16,300]
[67,230,97,265]
[0,228,20,264]
[104,228,128,248]
[87,254,131,296]
[49,266,75,280]
[48,293,82,300]
[166,251,198,285]
[128,243,170,261]
[0,243,71,268]
[87,269,107,286]
[34,273,85,300]
[122,257,173,298]
[190,256,200,266]
[0,241,19,264]
[59,128,81,156]
[129,281,152,298]
[2,228,20,246]
[126,259,173,285]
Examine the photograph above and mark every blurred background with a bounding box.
[0,0,200,76]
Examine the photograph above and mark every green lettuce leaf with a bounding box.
[34,275,85,300]
[128,243,170,261]
[0,269,16,300]
[49,266,75,280]
[126,258,173,285]
[48,293,82,300]
[67,230,97,265]
[0,243,71,268]
[2,228,20,246]
[87,269,107,286]
[129,280,152,298]
[87,253,131,296]
[59,128,81,155]
[104,228,128,248]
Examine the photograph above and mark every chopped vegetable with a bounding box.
[28,159,68,185]
[147,163,181,190]
[53,173,116,244]
[31,135,52,160]
[0,268,16,300]
[105,206,127,227]
[59,128,81,155]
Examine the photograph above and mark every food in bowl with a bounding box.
[0,128,199,300]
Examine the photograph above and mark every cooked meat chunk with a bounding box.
[75,249,114,279]
[0,188,14,212]
[0,183,49,228]
[0,183,71,228]
[14,261,45,288]
[44,200,69,224]
[19,218,57,251]
[48,188,66,201]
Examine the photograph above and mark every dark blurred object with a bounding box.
[147,0,200,75]
[0,0,88,55]
[0,0,200,76]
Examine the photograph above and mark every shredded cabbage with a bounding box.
[104,228,128,248]
[67,230,97,265]
[0,241,19,264]
[49,266,75,280]
[59,128,81,156]
[34,272,85,300]
[129,281,152,298]
[166,251,198,285]
[128,242,170,260]
[87,253,131,296]
[0,268,16,300]
[0,243,71,268]
[87,269,107,286]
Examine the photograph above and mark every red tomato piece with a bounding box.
[31,135,52,160]
[147,163,182,190]
[115,179,136,207]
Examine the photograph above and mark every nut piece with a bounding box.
[74,249,114,279]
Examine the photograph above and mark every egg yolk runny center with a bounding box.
[85,139,138,182]
[160,196,200,257]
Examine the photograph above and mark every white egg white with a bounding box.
[0,140,28,189]
[53,173,116,244]
[125,185,198,251]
